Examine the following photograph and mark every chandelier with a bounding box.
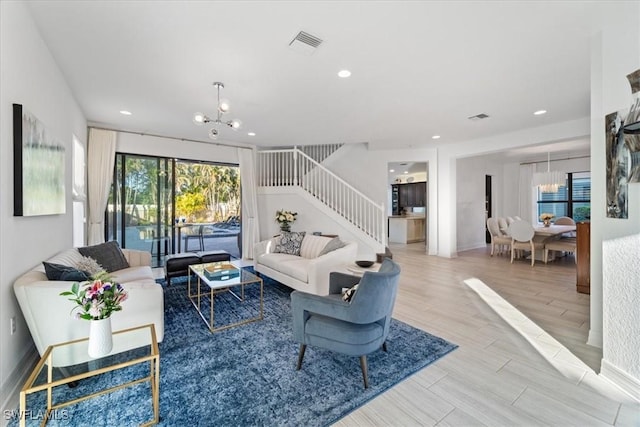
[532,152,565,193]
[193,82,241,140]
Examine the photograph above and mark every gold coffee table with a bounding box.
[19,324,159,427]
[188,262,263,332]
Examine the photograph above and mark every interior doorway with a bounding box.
[485,175,492,243]
[387,161,428,250]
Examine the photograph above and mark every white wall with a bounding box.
[456,156,504,252]
[502,162,521,218]
[258,188,379,259]
[0,1,87,412]
[591,3,640,393]
[115,132,240,164]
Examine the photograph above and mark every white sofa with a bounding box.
[14,247,164,366]
[254,234,357,295]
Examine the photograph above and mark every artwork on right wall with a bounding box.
[605,69,640,219]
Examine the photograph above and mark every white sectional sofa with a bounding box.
[254,233,357,295]
[13,246,164,366]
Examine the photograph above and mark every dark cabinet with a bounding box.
[398,184,409,207]
[414,182,426,206]
[391,185,400,215]
[394,182,426,209]
[576,222,590,294]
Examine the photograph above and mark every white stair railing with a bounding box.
[258,148,386,248]
[299,143,343,164]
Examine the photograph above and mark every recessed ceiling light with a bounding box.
[389,169,395,173]
[404,171,409,174]
[119,110,132,115]
[534,110,547,115]
[432,135,441,140]
[247,132,256,136]
[338,70,351,78]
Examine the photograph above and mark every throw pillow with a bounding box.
[342,283,359,303]
[74,256,104,276]
[78,241,129,273]
[317,237,345,256]
[43,262,91,282]
[274,231,306,256]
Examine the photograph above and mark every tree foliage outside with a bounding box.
[112,155,240,226]
[174,162,240,222]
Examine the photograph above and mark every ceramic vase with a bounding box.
[543,219,551,227]
[280,223,291,233]
[88,317,113,358]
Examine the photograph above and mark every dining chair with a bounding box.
[554,216,576,227]
[497,217,510,235]
[487,218,511,256]
[544,238,577,264]
[183,225,205,252]
[554,216,577,237]
[508,220,545,266]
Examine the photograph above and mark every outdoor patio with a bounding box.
[123,223,241,267]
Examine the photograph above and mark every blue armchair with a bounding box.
[291,258,401,388]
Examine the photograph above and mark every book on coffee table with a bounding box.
[204,263,239,281]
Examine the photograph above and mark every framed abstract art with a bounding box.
[13,103,66,216]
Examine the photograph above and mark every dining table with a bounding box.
[532,224,576,238]
[531,224,577,261]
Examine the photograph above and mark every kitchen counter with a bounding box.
[388,216,425,243]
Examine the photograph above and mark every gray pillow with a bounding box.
[78,241,129,273]
[43,262,91,281]
[317,237,345,256]
[274,231,306,256]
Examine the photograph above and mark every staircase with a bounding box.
[257,146,386,253]
[298,143,343,164]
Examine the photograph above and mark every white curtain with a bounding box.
[518,163,535,223]
[87,128,116,245]
[238,147,261,259]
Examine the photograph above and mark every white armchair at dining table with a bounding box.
[487,218,511,256]
[554,216,577,237]
[509,220,545,267]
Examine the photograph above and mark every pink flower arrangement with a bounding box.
[60,277,128,320]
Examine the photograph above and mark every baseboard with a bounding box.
[587,328,603,348]
[600,359,640,402]
[457,242,489,252]
[0,347,38,427]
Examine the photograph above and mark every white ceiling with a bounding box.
[25,1,614,158]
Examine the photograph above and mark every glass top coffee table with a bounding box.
[188,262,263,332]
[19,324,159,427]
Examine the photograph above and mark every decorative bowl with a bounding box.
[355,260,375,268]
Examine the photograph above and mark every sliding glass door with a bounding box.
[106,154,173,267]
[106,154,241,267]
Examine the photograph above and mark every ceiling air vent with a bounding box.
[289,31,323,55]
[468,113,490,121]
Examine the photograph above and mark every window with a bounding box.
[72,135,86,247]
[537,172,590,221]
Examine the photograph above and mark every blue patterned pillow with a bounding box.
[274,231,306,256]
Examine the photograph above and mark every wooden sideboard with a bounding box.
[576,222,590,294]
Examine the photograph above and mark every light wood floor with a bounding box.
[334,243,639,427]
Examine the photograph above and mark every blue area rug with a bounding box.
[11,269,457,426]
